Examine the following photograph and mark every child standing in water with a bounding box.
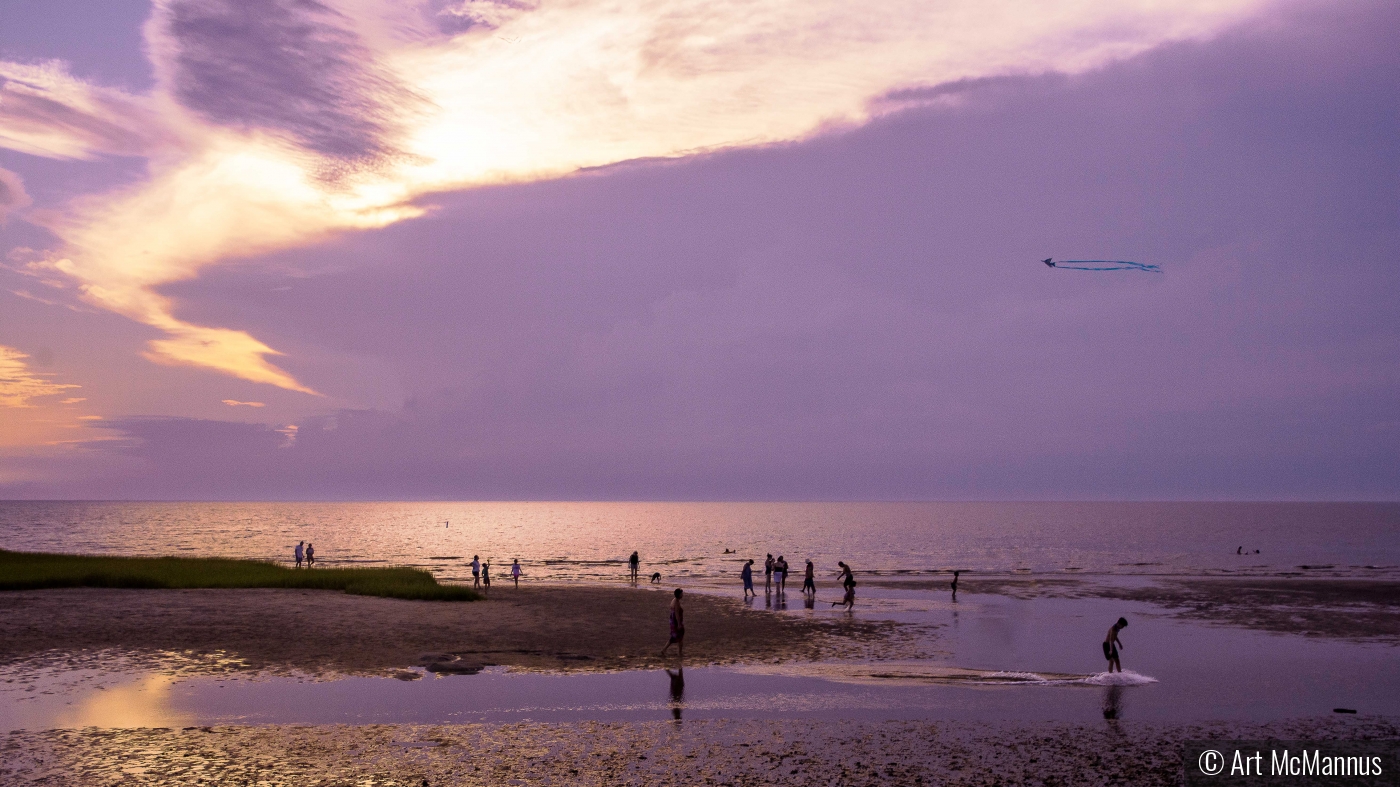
[1103,617,1127,672]
[660,589,685,659]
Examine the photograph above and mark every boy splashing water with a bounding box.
[1103,617,1128,672]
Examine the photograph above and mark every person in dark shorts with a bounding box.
[660,588,685,659]
[801,560,816,596]
[1103,617,1127,672]
[629,551,640,582]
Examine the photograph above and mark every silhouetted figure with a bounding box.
[471,555,481,589]
[481,561,491,597]
[660,589,685,659]
[764,554,774,593]
[802,560,815,596]
[741,559,755,598]
[832,561,856,610]
[650,572,661,584]
[305,543,315,567]
[1103,617,1128,672]
[294,541,304,568]
[511,558,521,587]
[951,570,960,601]
[629,551,640,582]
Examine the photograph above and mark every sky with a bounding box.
[0,0,1396,500]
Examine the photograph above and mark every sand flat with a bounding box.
[4,717,1396,786]
[0,586,914,675]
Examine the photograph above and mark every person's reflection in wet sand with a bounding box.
[1102,684,1123,720]
[803,593,814,610]
[666,667,685,721]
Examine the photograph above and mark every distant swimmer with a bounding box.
[1103,617,1128,673]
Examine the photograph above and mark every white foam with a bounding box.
[1081,670,1158,686]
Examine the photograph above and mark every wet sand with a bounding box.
[4,716,1394,786]
[0,586,915,676]
[867,577,1400,642]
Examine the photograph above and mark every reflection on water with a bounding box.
[1,501,1396,582]
[666,668,685,721]
[57,674,192,729]
[1102,684,1124,720]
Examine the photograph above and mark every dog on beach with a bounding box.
[650,572,662,583]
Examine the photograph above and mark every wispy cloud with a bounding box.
[222,399,266,407]
[1,0,1267,392]
[0,346,80,408]
[0,167,31,222]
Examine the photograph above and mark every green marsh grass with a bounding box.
[0,549,480,601]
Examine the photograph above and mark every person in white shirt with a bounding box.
[471,556,481,589]
[294,541,304,568]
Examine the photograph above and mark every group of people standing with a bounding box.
[293,541,315,568]
[469,555,524,595]
[737,554,857,609]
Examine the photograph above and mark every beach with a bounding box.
[6,716,1397,786]
[1,503,1397,784]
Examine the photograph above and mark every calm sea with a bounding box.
[1,501,1395,583]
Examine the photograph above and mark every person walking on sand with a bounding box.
[305,543,315,567]
[802,559,816,596]
[764,554,774,593]
[1103,617,1128,673]
[629,551,640,583]
[741,559,755,598]
[481,561,491,596]
[659,588,685,659]
[511,558,522,587]
[294,541,304,568]
[471,555,481,589]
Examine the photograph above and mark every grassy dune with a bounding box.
[0,549,479,601]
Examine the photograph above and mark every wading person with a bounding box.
[802,559,816,596]
[659,588,685,659]
[294,541,304,568]
[951,570,960,601]
[1103,617,1127,672]
[776,556,789,595]
[511,558,522,587]
[471,555,481,589]
[764,554,774,593]
[741,559,755,598]
[831,561,855,609]
[481,561,491,597]
[305,543,315,567]
[629,551,640,583]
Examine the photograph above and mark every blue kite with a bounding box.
[1042,258,1160,272]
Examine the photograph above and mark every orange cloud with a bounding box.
[0,345,80,408]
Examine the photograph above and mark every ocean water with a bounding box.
[2,501,1398,729]
[0,501,1396,582]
